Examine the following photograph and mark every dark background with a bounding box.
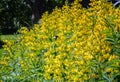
[0,0,75,34]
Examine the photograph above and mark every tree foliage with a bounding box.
[0,0,31,31]
[0,0,71,34]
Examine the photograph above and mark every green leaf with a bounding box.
[103,74,110,82]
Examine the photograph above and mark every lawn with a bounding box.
[1,34,17,40]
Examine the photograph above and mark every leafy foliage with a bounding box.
[0,0,120,82]
[105,17,120,56]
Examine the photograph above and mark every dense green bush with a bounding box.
[0,0,120,81]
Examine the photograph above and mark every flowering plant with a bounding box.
[0,0,120,81]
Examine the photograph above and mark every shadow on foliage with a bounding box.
[0,40,5,49]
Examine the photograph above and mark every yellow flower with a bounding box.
[0,61,7,66]
[19,27,29,34]
[106,68,113,73]
[109,55,119,61]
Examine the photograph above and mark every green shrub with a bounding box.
[0,0,120,81]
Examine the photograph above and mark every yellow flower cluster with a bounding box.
[0,0,120,81]
[41,1,120,81]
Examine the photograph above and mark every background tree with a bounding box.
[0,0,31,34]
[0,0,74,34]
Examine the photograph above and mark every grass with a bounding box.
[1,34,17,40]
